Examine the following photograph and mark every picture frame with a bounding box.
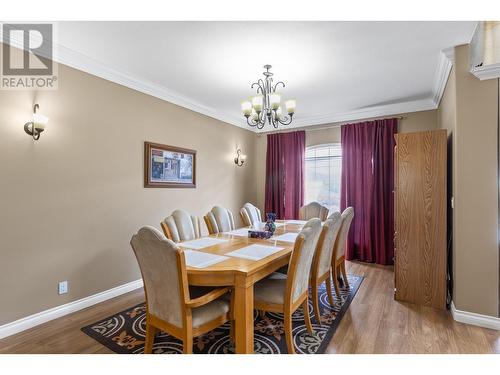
[144,141,196,188]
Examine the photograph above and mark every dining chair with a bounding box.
[253,218,322,354]
[331,207,354,297]
[299,202,329,221]
[204,206,236,234]
[130,226,232,354]
[310,212,342,324]
[239,202,262,227]
[161,209,201,242]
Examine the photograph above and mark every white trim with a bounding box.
[471,63,500,81]
[54,43,246,129]
[450,301,500,331]
[1,29,457,131]
[1,29,247,130]
[433,47,455,107]
[257,98,437,132]
[0,279,143,339]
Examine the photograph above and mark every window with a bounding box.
[305,144,342,213]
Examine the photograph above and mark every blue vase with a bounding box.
[266,212,277,222]
[263,213,277,233]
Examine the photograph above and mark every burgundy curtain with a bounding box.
[265,130,305,219]
[340,118,397,265]
[265,133,285,219]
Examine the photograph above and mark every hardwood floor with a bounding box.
[327,262,499,354]
[0,261,498,354]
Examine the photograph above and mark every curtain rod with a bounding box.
[257,115,406,135]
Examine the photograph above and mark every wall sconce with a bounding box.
[24,104,49,140]
[234,148,247,167]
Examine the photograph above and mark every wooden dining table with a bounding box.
[180,220,304,354]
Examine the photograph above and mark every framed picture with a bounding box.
[144,142,196,188]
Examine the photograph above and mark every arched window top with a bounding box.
[305,143,341,160]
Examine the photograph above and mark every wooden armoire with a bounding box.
[394,129,447,309]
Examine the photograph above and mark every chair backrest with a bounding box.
[161,209,201,242]
[204,206,236,234]
[333,207,354,261]
[130,226,188,329]
[313,211,342,277]
[240,203,262,227]
[286,218,322,303]
[299,202,329,221]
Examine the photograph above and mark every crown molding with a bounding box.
[2,28,455,132]
[2,28,247,130]
[432,47,455,107]
[468,21,500,80]
[54,43,247,129]
[256,98,437,133]
[471,63,500,81]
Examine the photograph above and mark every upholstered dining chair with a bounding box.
[130,226,232,354]
[253,218,322,354]
[331,207,354,297]
[161,209,201,242]
[204,206,236,234]
[310,212,342,324]
[299,202,329,221]
[239,202,262,227]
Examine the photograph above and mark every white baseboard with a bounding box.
[0,279,143,339]
[451,301,500,330]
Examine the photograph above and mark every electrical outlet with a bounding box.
[58,280,68,295]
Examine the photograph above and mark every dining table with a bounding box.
[179,220,305,354]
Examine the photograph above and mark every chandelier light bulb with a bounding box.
[241,101,252,116]
[269,93,281,110]
[285,99,296,114]
[251,95,263,112]
[33,113,49,130]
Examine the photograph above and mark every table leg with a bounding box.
[234,276,254,354]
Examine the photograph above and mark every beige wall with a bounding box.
[255,110,438,210]
[0,61,256,325]
[438,44,499,317]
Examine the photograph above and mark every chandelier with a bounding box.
[241,65,296,129]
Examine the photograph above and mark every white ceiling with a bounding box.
[53,21,477,131]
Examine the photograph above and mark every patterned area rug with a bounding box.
[81,274,362,354]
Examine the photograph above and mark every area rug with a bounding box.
[81,274,363,354]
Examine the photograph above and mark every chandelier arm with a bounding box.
[273,81,285,92]
[261,112,268,127]
[276,114,293,126]
[246,116,258,127]
[247,116,265,129]
[270,115,279,129]
[251,82,264,95]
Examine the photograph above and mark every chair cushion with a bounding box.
[192,298,230,328]
[254,272,288,305]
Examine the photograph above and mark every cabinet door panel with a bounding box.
[395,130,446,309]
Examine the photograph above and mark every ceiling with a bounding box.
[53,21,477,131]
